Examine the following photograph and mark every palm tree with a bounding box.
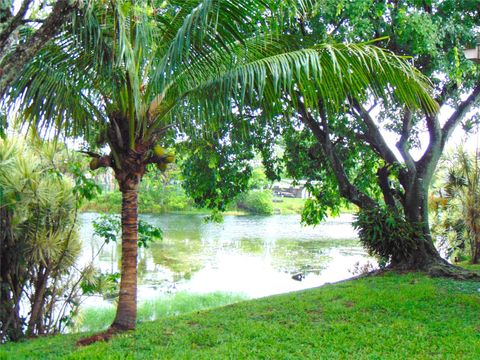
[444,148,480,264]
[5,0,437,335]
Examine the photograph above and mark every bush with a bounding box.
[82,184,194,214]
[353,207,419,264]
[236,190,274,215]
[0,138,89,341]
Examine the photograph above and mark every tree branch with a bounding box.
[351,100,399,166]
[395,109,416,174]
[441,83,480,147]
[415,84,480,185]
[0,0,78,99]
[297,96,376,209]
[0,0,33,55]
[22,19,46,24]
[377,166,397,210]
[79,150,101,158]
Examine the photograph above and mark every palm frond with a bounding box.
[162,42,436,134]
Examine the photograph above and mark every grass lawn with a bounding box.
[2,270,480,359]
[272,197,358,215]
[272,197,306,214]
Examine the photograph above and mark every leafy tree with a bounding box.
[184,0,480,275]
[304,0,480,273]
[5,0,437,338]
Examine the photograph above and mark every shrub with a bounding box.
[0,138,91,341]
[353,207,419,264]
[236,190,274,215]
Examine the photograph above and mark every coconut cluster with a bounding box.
[89,158,100,170]
[153,144,175,172]
[89,156,111,170]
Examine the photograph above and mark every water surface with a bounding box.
[79,213,373,304]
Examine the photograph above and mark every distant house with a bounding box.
[272,180,311,199]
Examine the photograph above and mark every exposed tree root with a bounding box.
[424,263,480,280]
[344,258,480,281]
[387,259,480,280]
[76,324,131,347]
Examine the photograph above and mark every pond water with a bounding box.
[78,213,374,306]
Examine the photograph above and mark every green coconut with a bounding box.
[89,158,100,170]
[165,154,175,163]
[153,144,166,157]
[157,163,168,172]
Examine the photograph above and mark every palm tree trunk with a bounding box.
[111,184,139,330]
[473,233,480,264]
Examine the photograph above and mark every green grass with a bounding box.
[458,262,480,272]
[73,292,247,333]
[271,197,358,215]
[2,271,480,359]
[272,197,306,214]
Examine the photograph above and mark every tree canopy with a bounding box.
[180,0,480,274]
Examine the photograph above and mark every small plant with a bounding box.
[93,213,163,248]
[81,272,121,300]
[349,261,378,275]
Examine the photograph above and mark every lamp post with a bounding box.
[464,36,480,63]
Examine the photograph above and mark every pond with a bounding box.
[78,213,374,307]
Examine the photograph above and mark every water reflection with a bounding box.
[79,213,374,301]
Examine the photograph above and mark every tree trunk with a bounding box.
[77,149,148,345]
[111,181,139,330]
[0,207,24,341]
[27,266,50,336]
[473,234,480,264]
[392,181,448,270]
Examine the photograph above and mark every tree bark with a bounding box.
[111,180,139,330]
[474,242,480,264]
[0,206,24,341]
[77,145,150,345]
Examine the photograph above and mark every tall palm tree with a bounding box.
[5,0,437,334]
